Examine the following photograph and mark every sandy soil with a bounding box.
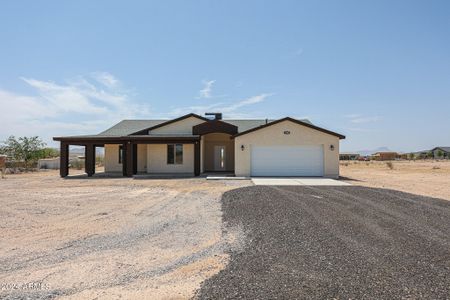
[0,170,249,299]
[340,160,450,201]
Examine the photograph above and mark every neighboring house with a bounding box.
[431,147,450,159]
[53,113,345,178]
[371,152,398,161]
[339,153,360,160]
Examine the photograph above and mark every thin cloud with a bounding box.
[91,71,120,89]
[1,73,151,145]
[344,114,381,124]
[350,116,381,124]
[294,48,303,56]
[198,80,215,99]
[169,93,273,118]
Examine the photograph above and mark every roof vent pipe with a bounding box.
[205,113,222,120]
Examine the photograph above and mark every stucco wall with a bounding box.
[104,144,122,173]
[234,120,340,178]
[200,137,205,173]
[137,144,147,172]
[146,144,194,173]
[150,116,204,134]
[202,133,234,171]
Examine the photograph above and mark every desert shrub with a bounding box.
[432,166,440,170]
[386,161,394,170]
[70,159,84,170]
[96,156,104,167]
[0,136,46,170]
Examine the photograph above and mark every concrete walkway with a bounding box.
[252,178,351,186]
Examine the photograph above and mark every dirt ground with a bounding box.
[0,170,249,299]
[340,160,450,201]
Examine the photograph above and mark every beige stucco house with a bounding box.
[54,113,345,178]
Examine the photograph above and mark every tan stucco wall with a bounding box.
[234,120,340,178]
[104,144,122,173]
[146,144,194,173]
[200,137,205,173]
[137,144,147,172]
[150,116,204,134]
[202,133,234,171]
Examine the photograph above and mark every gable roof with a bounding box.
[130,113,209,135]
[225,119,311,132]
[432,147,450,153]
[96,114,322,137]
[98,120,166,136]
[232,117,345,139]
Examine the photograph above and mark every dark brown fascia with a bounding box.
[193,119,238,135]
[232,117,346,140]
[130,113,210,135]
[52,135,200,146]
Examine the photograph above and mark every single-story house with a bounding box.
[53,113,345,178]
[370,152,399,161]
[431,147,450,159]
[339,153,360,160]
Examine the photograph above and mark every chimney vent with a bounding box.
[205,112,222,120]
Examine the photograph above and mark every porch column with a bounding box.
[60,142,69,178]
[132,144,138,175]
[194,141,200,176]
[85,144,95,177]
[124,142,134,177]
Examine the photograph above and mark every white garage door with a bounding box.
[251,145,324,176]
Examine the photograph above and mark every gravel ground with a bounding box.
[196,185,450,299]
[0,171,249,299]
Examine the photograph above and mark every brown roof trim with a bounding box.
[193,120,238,135]
[130,113,209,135]
[232,117,346,139]
[53,135,200,145]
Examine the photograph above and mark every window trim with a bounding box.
[118,145,123,164]
[167,143,183,165]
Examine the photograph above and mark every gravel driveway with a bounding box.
[196,185,450,299]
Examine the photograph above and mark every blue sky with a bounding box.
[1,1,449,152]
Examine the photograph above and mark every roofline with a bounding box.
[431,147,450,152]
[130,113,209,135]
[53,135,200,144]
[232,117,346,139]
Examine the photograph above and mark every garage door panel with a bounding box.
[251,145,324,176]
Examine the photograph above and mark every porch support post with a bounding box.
[124,142,134,177]
[194,141,200,176]
[132,144,138,175]
[85,144,95,177]
[60,142,69,178]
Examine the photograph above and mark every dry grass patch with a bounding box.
[341,160,450,201]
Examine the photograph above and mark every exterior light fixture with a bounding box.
[330,144,335,151]
[241,145,245,151]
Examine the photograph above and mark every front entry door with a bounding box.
[214,145,226,171]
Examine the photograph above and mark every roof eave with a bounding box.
[129,113,209,135]
[231,117,345,139]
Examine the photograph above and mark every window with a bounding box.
[167,144,183,164]
[118,145,123,164]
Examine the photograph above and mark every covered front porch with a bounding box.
[53,136,201,178]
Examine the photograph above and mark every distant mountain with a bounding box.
[355,147,393,156]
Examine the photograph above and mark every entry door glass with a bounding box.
[214,146,226,170]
